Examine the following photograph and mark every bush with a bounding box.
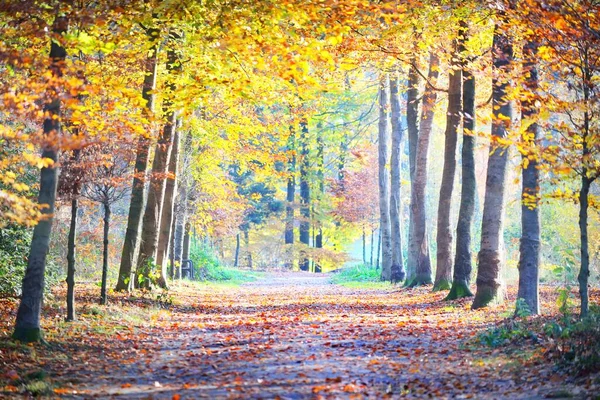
[330,264,380,284]
[0,225,31,296]
[546,305,600,374]
[189,241,258,283]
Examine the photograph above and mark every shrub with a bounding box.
[546,305,600,374]
[330,264,380,284]
[0,225,31,296]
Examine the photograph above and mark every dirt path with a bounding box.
[51,272,593,399]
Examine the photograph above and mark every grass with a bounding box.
[203,266,264,284]
[330,264,390,288]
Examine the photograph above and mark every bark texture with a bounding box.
[137,35,179,288]
[516,41,541,315]
[13,17,67,342]
[378,76,393,281]
[100,203,111,305]
[405,56,420,281]
[434,37,463,291]
[408,54,439,287]
[578,61,594,318]
[448,65,476,300]
[472,20,514,309]
[389,72,406,283]
[116,27,159,292]
[284,127,295,269]
[66,197,78,321]
[156,125,181,288]
[299,119,310,272]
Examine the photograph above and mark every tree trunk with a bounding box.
[168,212,176,280]
[173,171,189,278]
[234,233,240,268]
[389,72,406,283]
[448,41,476,300]
[299,119,310,272]
[434,36,463,292]
[243,229,252,269]
[405,55,420,281]
[181,222,191,279]
[100,203,111,305]
[66,196,78,321]
[516,41,541,315]
[285,126,295,269]
[314,126,324,274]
[116,27,159,292]
[408,54,439,287]
[378,75,393,281]
[13,16,67,343]
[156,125,181,288]
[137,35,180,289]
[376,228,381,270]
[472,20,514,309]
[370,228,375,266]
[362,227,367,265]
[579,176,591,318]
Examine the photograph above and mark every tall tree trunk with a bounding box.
[579,176,591,318]
[156,125,181,288]
[13,16,67,343]
[116,27,159,292]
[448,36,476,300]
[378,75,393,281]
[472,19,514,309]
[408,54,439,287]
[405,55,420,281]
[376,228,381,270]
[434,35,463,291]
[285,126,295,269]
[299,119,310,272]
[516,41,541,315]
[173,144,190,278]
[65,146,81,322]
[243,229,252,269]
[578,63,594,318]
[389,72,406,283]
[181,222,191,279]
[314,127,324,274]
[234,232,240,268]
[66,196,78,321]
[370,228,375,266]
[100,203,111,305]
[362,227,367,265]
[137,35,179,289]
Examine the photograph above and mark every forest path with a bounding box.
[55,272,587,399]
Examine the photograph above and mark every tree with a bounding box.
[447,22,476,301]
[137,32,180,289]
[472,14,514,309]
[405,54,421,282]
[434,28,463,292]
[82,149,130,305]
[378,75,393,281]
[284,126,296,269]
[156,125,182,287]
[408,53,439,287]
[13,15,68,342]
[389,71,406,283]
[116,25,160,292]
[516,40,541,316]
[299,118,311,271]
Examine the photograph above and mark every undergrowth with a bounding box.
[330,264,385,287]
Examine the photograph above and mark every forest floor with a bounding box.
[1,271,599,399]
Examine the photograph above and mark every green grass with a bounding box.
[330,264,389,288]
